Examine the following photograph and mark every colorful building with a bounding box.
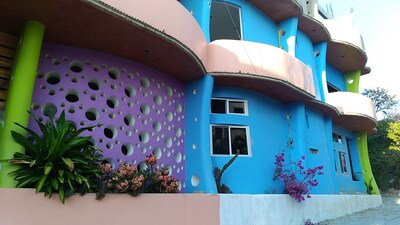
[0,0,382,224]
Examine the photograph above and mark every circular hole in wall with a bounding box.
[314,51,320,57]
[153,147,162,159]
[175,127,182,137]
[140,104,150,115]
[138,161,148,171]
[31,103,40,110]
[106,142,114,150]
[192,89,198,95]
[42,103,57,117]
[279,29,286,37]
[104,126,117,139]
[348,79,354,84]
[71,77,78,83]
[121,143,134,156]
[192,144,197,150]
[191,175,200,187]
[88,79,102,90]
[90,95,97,101]
[85,108,99,121]
[153,95,162,105]
[48,89,56,96]
[165,137,172,148]
[109,113,116,119]
[65,89,79,103]
[175,104,182,113]
[140,77,150,88]
[165,112,173,122]
[68,107,75,113]
[93,66,99,72]
[124,86,136,98]
[166,86,173,97]
[106,96,119,109]
[69,60,83,73]
[102,158,115,169]
[124,114,135,126]
[52,58,60,65]
[45,71,61,85]
[108,68,120,80]
[139,131,150,144]
[175,152,182,163]
[37,72,44,78]
[153,121,162,132]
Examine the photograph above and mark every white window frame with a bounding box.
[211,98,248,115]
[210,124,251,157]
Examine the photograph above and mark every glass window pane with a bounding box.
[212,126,230,155]
[210,2,241,42]
[229,101,245,114]
[230,127,248,155]
[211,99,226,114]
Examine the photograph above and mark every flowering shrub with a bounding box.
[273,152,324,202]
[304,219,320,225]
[96,154,179,199]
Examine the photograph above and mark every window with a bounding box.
[211,125,250,156]
[332,132,342,144]
[339,151,348,174]
[211,98,247,115]
[327,83,339,93]
[309,148,319,155]
[210,1,242,42]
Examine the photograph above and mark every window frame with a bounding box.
[211,98,248,115]
[332,132,343,144]
[210,124,251,157]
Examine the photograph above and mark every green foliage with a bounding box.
[368,119,400,191]
[364,178,373,194]
[9,111,103,203]
[362,87,398,118]
[214,150,240,193]
[387,120,400,151]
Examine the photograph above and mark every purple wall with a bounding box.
[30,43,186,190]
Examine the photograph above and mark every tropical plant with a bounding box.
[214,150,240,193]
[9,111,103,203]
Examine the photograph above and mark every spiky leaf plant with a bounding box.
[9,111,103,203]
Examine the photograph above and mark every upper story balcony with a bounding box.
[206,40,315,102]
[322,19,368,73]
[0,0,207,81]
[326,92,377,134]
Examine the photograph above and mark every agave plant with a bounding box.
[9,111,103,203]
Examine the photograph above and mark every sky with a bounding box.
[320,0,400,100]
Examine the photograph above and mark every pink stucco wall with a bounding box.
[0,188,219,225]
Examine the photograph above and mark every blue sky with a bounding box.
[321,0,400,100]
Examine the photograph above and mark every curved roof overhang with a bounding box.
[327,40,368,73]
[247,0,302,22]
[297,14,331,43]
[0,0,207,81]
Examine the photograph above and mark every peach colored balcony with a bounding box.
[206,40,315,102]
[326,92,377,134]
[0,0,207,81]
[322,19,368,73]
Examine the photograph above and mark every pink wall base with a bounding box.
[0,188,219,225]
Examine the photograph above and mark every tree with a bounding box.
[362,87,398,118]
[388,119,400,151]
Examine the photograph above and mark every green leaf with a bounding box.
[62,157,74,171]
[36,174,48,192]
[44,163,53,175]
[50,177,59,190]
[59,185,65,204]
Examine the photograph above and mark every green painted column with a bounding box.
[357,131,380,194]
[0,21,45,187]
[344,70,361,93]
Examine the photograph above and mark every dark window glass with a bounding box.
[229,101,245,114]
[230,127,248,155]
[212,126,230,155]
[210,2,241,42]
[211,99,226,114]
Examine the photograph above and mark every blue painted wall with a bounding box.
[332,125,365,193]
[304,107,336,193]
[180,0,279,46]
[295,30,321,100]
[326,63,347,91]
[211,86,288,194]
[185,75,217,193]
